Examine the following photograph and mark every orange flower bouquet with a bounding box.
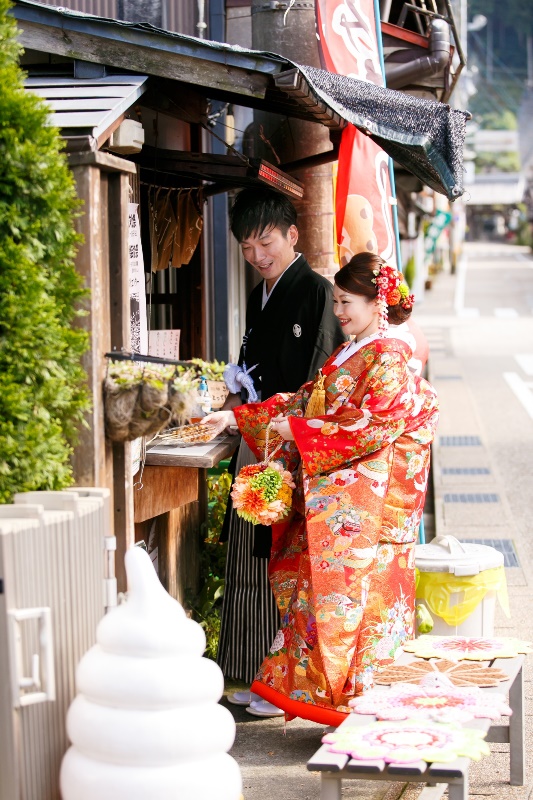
[231,461,295,526]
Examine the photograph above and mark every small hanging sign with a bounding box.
[128,203,148,356]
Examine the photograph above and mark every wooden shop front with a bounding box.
[14,2,307,598]
[12,0,464,600]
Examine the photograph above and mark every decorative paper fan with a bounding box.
[349,675,512,722]
[403,635,532,661]
[374,658,508,687]
[322,719,490,764]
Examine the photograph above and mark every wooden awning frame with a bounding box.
[12,0,468,199]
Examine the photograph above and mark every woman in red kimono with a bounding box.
[204,253,439,726]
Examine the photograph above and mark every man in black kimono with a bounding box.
[216,188,345,716]
[230,190,344,400]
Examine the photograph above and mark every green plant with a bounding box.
[187,469,231,659]
[479,110,517,131]
[516,221,532,249]
[403,255,415,289]
[475,151,520,174]
[189,358,226,381]
[107,360,176,389]
[0,0,89,502]
[205,469,232,545]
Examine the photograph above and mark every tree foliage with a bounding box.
[480,110,517,131]
[469,0,532,38]
[0,0,90,502]
[475,152,521,173]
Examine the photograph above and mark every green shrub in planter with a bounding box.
[0,0,89,502]
[186,469,231,659]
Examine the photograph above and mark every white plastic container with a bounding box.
[415,534,505,637]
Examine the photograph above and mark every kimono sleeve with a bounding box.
[233,382,313,470]
[288,351,420,476]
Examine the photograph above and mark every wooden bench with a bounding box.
[307,655,525,800]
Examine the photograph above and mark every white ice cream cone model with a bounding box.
[60,547,242,800]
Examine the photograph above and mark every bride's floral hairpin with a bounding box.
[372,264,415,333]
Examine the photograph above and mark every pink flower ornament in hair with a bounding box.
[372,264,415,334]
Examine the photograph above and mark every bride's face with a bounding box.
[332,286,380,340]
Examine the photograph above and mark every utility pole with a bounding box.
[251,1,336,277]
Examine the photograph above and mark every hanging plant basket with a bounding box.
[104,360,197,443]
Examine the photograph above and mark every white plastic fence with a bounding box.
[0,488,114,800]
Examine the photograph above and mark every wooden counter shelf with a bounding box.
[144,434,238,469]
[135,436,237,523]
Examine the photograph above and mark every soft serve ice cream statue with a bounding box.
[60,546,242,800]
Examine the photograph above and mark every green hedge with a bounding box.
[0,0,90,502]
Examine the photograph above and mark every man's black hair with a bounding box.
[229,188,298,242]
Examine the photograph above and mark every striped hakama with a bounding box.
[216,440,280,684]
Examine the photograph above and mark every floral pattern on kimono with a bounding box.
[233,337,439,726]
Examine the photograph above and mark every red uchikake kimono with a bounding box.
[233,336,439,727]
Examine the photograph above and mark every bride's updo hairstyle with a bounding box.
[334,253,414,325]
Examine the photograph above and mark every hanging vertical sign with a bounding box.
[316,0,398,267]
[128,203,148,356]
[128,203,148,476]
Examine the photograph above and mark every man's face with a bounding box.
[239,224,298,289]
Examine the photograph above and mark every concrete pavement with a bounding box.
[417,241,533,800]
[222,241,533,800]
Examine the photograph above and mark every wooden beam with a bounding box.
[135,147,250,180]
[381,20,430,49]
[68,150,137,173]
[15,18,272,100]
[281,143,339,174]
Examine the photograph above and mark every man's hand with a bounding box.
[221,392,242,411]
[270,415,295,441]
[200,410,238,439]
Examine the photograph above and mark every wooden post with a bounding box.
[69,151,137,593]
[108,169,135,592]
[69,162,113,490]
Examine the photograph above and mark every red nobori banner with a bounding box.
[316,0,398,267]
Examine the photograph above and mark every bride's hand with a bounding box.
[270,415,294,441]
[200,410,237,439]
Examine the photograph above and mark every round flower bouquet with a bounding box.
[231,461,295,526]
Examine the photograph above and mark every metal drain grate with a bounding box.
[442,467,491,475]
[461,538,520,568]
[444,493,499,503]
[439,436,482,447]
